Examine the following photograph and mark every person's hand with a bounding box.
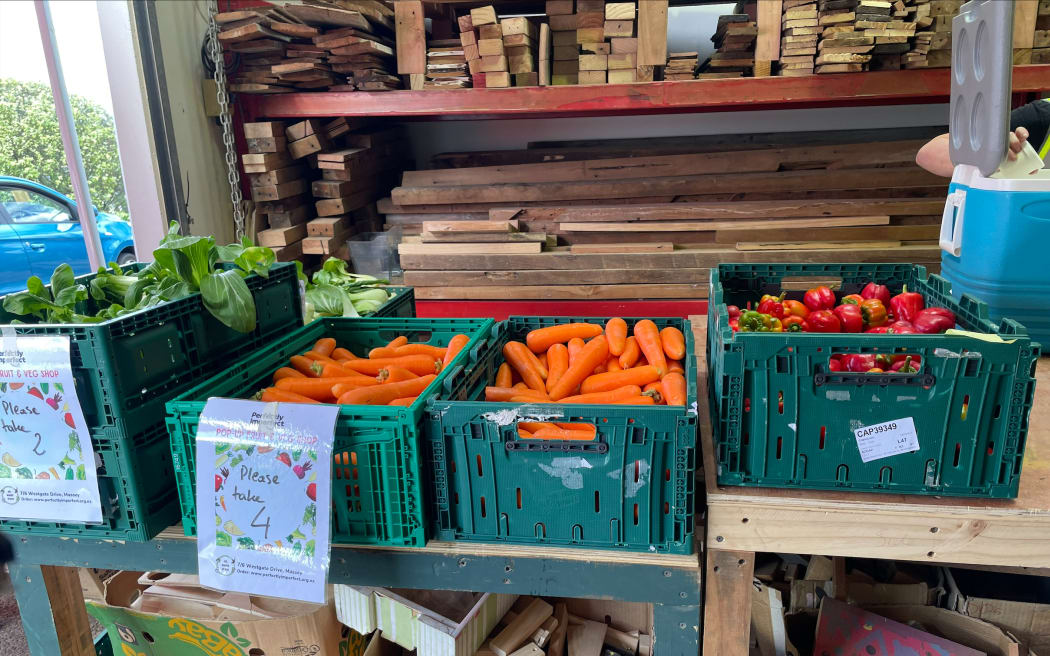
[1007,127,1030,161]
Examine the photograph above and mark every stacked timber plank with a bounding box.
[547,0,580,85]
[384,133,948,302]
[460,8,544,87]
[907,0,959,69]
[780,0,818,76]
[545,1,653,85]
[699,14,758,78]
[246,118,402,263]
[217,1,399,93]
[663,52,698,80]
[1036,0,1050,65]
[425,42,471,89]
[504,16,541,86]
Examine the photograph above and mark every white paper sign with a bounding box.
[854,417,920,463]
[196,398,338,604]
[0,334,101,523]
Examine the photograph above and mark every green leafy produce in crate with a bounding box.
[301,257,394,322]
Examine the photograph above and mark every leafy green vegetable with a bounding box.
[201,269,256,333]
[236,536,256,550]
[302,256,391,322]
[1,264,99,323]
[16,467,32,479]
[216,531,232,547]
[0,464,10,478]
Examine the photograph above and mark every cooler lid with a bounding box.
[948,0,1014,177]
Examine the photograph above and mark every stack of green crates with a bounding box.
[0,262,303,540]
[427,316,698,554]
[167,316,497,547]
[708,263,1040,498]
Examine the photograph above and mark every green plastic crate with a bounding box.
[708,263,1040,498]
[167,316,497,546]
[372,286,415,318]
[0,262,302,541]
[427,316,698,554]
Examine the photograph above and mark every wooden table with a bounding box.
[689,316,1050,655]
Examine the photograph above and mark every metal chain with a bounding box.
[206,0,246,240]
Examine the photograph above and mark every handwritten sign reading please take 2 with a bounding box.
[0,334,100,523]
[196,398,337,604]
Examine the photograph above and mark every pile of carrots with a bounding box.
[484,319,688,406]
[258,334,471,406]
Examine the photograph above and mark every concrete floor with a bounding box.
[0,566,29,656]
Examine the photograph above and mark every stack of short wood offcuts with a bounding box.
[216,1,399,93]
[1035,1,1050,66]
[780,0,819,75]
[478,596,650,656]
[425,41,470,89]
[909,0,960,69]
[458,6,540,88]
[697,11,758,78]
[244,118,401,264]
[547,0,649,85]
[663,52,698,80]
[383,131,948,302]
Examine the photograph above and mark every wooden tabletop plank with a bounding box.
[691,315,1050,568]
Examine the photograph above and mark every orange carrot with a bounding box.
[503,341,546,391]
[667,359,684,374]
[605,318,628,357]
[273,367,305,382]
[517,428,534,439]
[389,396,418,407]
[331,382,370,398]
[593,362,607,375]
[526,323,604,353]
[377,366,418,383]
[387,336,408,348]
[643,381,664,404]
[529,426,597,441]
[342,355,440,377]
[512,382,529,391]
[510,395,558,403]
[261,388,319,404]
[634,320,667,375]
[580,365,661,395]
[391,344,447,359]
[548,335,609,400]
[305,351,343,367]
[567,337,585,367]
[273,377,362,401]
[495,363,513,388]
[518,422,561,433]
[558,385,642,404]
[290,355,322,378]
[485,387,549,402]
[609,396,656,405]
[337,374,436,405]
[618,336,640,369]
[661,372,687,406]
[312,337,336,357]
[332,347,358,361]
[546,343,569,394]
[606,357,622,372]
[320,362,358,378]
[538,352,548,369]
[442,334,471,367]
[660,326,686,361]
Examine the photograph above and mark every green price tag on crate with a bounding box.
[0,334,101,523]
[195,398,338,604]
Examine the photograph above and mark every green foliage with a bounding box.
[0,78,127,219]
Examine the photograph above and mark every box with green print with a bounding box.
[167,316,497,547]
[708,263,1040,498]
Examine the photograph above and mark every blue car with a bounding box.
[0,176,135,294]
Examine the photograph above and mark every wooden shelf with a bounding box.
[243,65,1050,120]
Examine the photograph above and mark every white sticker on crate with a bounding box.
[853,417,920,463]
[0,334,101,523]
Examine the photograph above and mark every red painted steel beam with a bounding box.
[245,66,1050,121]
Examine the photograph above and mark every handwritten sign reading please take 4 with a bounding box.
[0,335,100,523]
[196,398,338,604]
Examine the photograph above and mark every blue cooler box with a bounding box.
[940,164,1050,349]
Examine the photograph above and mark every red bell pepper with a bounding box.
[782,300,810,319]
[726,305,741,319]
[912,308,955,334]
[859,299,889,328]
[886,320,918,334]
[833,304,863,333]
[757,293,787,318]
[861,282,891,306]
[840,294,865,306]
[890,356,919,373]
[827,357,843,372]
[807,310,841,333]
[804,286,836,312]
[842,353,877,372]
[921,307,956,320]
[782,315,807,332]
[729,317,740,331]
[865,326,890,334]
[889,285,924,322]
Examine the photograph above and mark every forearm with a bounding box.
[915,133,954,177]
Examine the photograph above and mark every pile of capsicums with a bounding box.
[726,282,956,335]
